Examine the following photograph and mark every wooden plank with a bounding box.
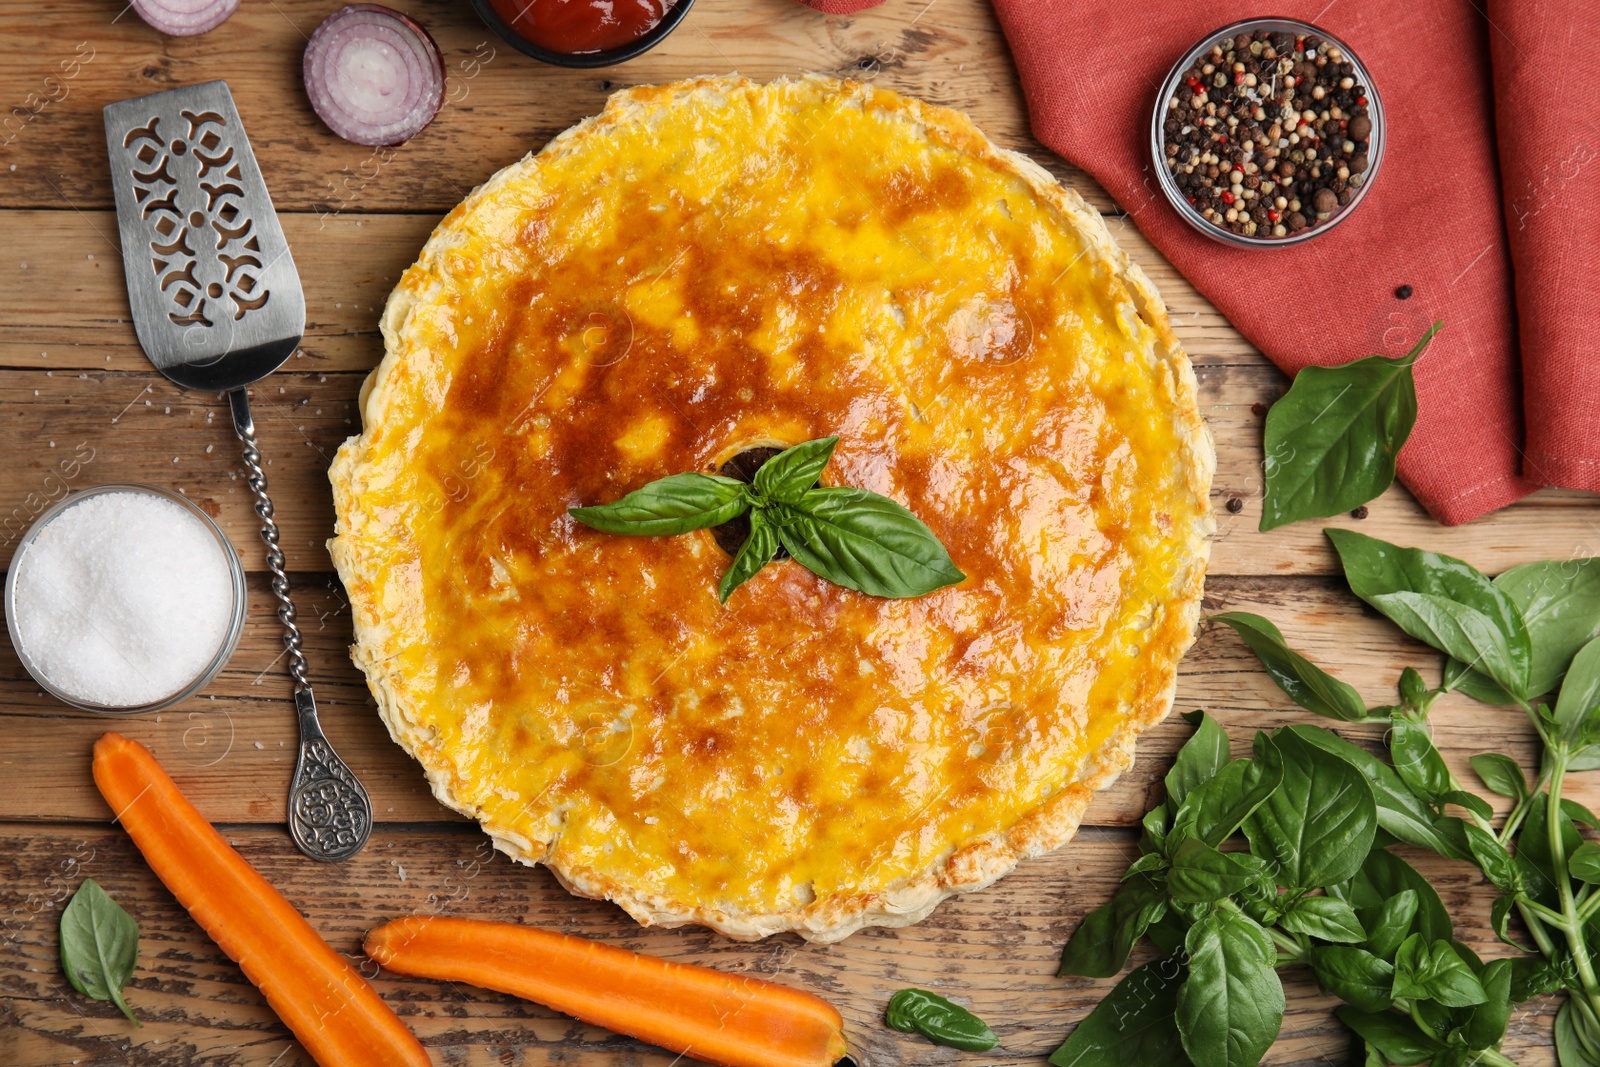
[0,0,1121,216]
[0,823,1563,1066]
[5,574,1594,826]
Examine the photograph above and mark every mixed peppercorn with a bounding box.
[1160,28,1374,240]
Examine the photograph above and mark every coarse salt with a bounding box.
[10,491,234,706]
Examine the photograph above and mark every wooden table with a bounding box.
[0,2,1586,1064]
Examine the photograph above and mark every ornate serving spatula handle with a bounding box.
[230,387,372,862]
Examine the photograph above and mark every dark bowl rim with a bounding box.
[468,0,696,68]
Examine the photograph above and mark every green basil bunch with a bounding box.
[1258,322,1440,531]
[568,436,964,602]
[1055,531,1600,1067]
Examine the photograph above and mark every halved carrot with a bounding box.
[365,915,849,1067]
[92,732,429,1067]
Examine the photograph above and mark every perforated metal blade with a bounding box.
[103,80,304,391]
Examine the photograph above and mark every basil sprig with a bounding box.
[1055,534,1600,1067]
[1258,322,1440,531]
[59,879,141,1025]
[569,437,964,603]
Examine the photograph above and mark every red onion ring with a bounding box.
[130,0,240,36]
[303,4,445,147]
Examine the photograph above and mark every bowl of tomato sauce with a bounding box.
[471,0,694,67]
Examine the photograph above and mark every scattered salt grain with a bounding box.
[10,491,234,706]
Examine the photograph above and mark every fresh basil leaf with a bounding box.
[1176,909,1283,1067]
[1140,803,1169,855]
[1229,853,1284,926]
[1331,848,1453,944]
[1326,529,1531,700]
[1124,853,1166,878]
[884,987,998,1052]
[1211,612,1368,721]
[751,436,836,502]
[569,473,749,535]
[1557,998,1600,1067]
[1167,838,1260,904]
[1569,842,1600,884]
[1460,958,1513,1051]
[1144,913,1190,958]
[1391,934,1487,1007]
[1489,894,1527,951]
[59,879,140,1025]
[1450,558,1600,703]
[1166,710,1231,807]
[1258,324,1435,531]
[1280,896,1366,943]
[1555,635,1600,747]
[1172,751,1283,848]
[1306,945,1394,1012]
[1439,790,1494,821]
[1463,823,1519,893]
[1058,873,1167,978]
[1567,798,1600,828]
[1282,725,1467,861]
[775,488,964,599]
[1336,1007,1444,1066]
[1364,888,1418,960]
[1519,793,1582,905]
[1049,959,1194,1067]
[1243,730,1376,889]
[1398,667,1428,708]
[1469,753,1527,799]
[717,508,780,602]
[1510,956,1570,1003]
[1387,718,1452,806]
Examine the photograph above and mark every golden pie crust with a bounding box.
[330,75,1214,942]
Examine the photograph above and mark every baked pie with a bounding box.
[330,75,1213,942]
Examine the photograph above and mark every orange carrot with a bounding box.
[92,732,429,1067]
[365,916,849,1067]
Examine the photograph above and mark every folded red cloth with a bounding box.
[1488,0,1600,493]
[790,0,1599,524]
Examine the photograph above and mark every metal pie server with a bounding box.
[103,81,372,862]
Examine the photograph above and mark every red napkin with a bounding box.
[1488,0,1600,493]
[791,0,1600,524]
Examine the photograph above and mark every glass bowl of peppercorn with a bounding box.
[1151,17,1384,246]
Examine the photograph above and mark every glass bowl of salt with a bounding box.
[5,483,247,714]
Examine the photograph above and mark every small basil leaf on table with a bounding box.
[1469,752,1527,799]
[1049,959,1194,1067]
[1211,612,1369,721]
[1166,709,1232,806]
[1284,724,1468,861]
[1363,888,1419,960]
[569,472,749,535]
[1057,873,1167,979]
[1306,946,1395,1012]
[885,988,998,1052]
[1258,322,1437,531]
[1279,896,1366,943]
[1166,837,1261,904]
[59,878,140,1025]
[1176,908,1284,1067]
[1391,934,1488,1007]
[1326,528,1532,701]
[1336,1007,1445,1066]
[1450,557,1600,703]
[1554,635,1600,747]
[775,487,965,599]
[1243,729,1376,889]
[1460,958,1514,1051]
[751,435,836,502]
[718,507,780,602]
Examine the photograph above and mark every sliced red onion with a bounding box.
[130,0,240,36]
[303,4,444,147]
